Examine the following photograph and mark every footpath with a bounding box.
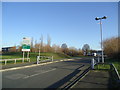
[72,70,112,88]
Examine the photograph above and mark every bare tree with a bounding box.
[82,44,90,55]
[78,48,83,55]
[61,43,68,54]
[46,34,52,52]
[31,37,34,52]
[52,44,62,53]
[68,46,78,56]
[40,34,44,52]
[103,37,119,59]
[34,40,38,53]
[9,46,16,52]
[52,44,58,53]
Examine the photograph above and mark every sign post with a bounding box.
[27,51,29,62]
[23,51,25,63]
[22,37,31,62]
[91,58,95,69]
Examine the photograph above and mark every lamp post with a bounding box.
[95,16,107,63]
[39,38,41,57]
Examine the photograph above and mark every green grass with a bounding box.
[94,58,120,88]
[113,62,120,75]
[0,52,72,65]
[105,58,120,74]
[2,52,23,59]
[95,64,110,70]
[94,58,120,74]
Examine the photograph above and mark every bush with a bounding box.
[103,37,120,59]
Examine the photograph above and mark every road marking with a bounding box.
[23,68,56,79]
[5,73,27,80]
[0,58,81,72]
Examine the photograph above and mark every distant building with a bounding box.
[2,47,13,52]
[91,50,102,56]
[96,50,102,56]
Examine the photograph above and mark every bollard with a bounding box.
[14,59,16,64]
[37,56,40,64]
[52,56,53,62]
[91,58,95,69]
[98,56,100,63]
[29,58,30,62]
[5,60,7,65]
[22,58,24,63]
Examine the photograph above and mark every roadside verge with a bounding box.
[0,58,81,72]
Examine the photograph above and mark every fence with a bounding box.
[110,64,120,88]
[91,56,101,69]
[0,58,30,65]
[37,56,53,64]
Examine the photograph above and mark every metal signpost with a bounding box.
[22,37,31,62]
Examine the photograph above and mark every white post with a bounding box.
[5,60,7,65]
[37,56,40,64]
[39,42,40,57]
[27,51,29,62]
[23,51,25,63]
[91,58,94,69]
[29,58,30,62]
[98,56,100,63]
[52,56,53,62]
[14,59,16,64]
[100,19,104,63]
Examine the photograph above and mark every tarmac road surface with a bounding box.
[2,58,91,88]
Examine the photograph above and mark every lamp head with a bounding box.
[95,17,100,20]
[102,16,107,19]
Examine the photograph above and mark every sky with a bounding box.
[2,2,118,50]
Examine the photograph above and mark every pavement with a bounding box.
[2,58,91,88]
[71,70,111,88]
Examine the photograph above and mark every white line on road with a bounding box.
[23,68,56,79]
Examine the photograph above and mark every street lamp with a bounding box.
[95,16,107,63]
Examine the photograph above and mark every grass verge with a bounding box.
[94,58,120,74]
[1,52,72,65]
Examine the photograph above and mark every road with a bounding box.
[2,58,91,88]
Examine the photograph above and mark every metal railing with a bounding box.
[0,58,30,65]
[91,56,101,69]
[37,56,53,64]
[110,63,120,88]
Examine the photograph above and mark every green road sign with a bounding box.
[22,45,30,49]
[22,37,31,51]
